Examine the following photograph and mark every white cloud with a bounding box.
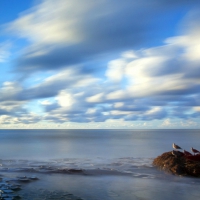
[145,107,162,115]
[0,101,24,112]
[40,100,52,105]
[74,76,99,88]
[106,90,126,100]
[44,68,76,83]
[39,67,98,88]
[0,82,23,101]
[125,56,167,85]
[86,93,104,103]
[110,110,133,116]
[56,90,74,108]
[0,112,41,125]
[7,0,85,45]
[105,50,139,82]
[105,59,127,82]
[114,102,124,108]
[121,50,138,59]
[86,108,96,115]
[105,20,200,99]
[161,118,171,127]
[193,107,200,112]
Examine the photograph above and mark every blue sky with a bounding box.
[0,0,200,129]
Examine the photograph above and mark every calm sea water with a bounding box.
[0,129,200,200]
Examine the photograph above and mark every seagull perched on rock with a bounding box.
[172,150,183,157]
[191,147,200,155]
[173,143,182,150]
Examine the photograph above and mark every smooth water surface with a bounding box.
[0,129,199,160]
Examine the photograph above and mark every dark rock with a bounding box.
[153,151,200,177]
[68,169,83,173]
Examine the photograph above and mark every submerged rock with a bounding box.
[153,151,200,177]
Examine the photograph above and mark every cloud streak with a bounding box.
[0,0,200,128]
[6,0,200,74]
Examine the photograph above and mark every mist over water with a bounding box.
[0,129,199,199]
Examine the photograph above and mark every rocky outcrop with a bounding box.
[153,151,200,177]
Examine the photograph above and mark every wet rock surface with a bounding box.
[0,174,85,200]
[0,175,39,200]
[153,151,200,177]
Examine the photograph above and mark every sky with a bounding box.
[0,0,200,129]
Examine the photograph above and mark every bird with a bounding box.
[191,147,200,155]
[172,150,183,157]
[183,149,192,156]
[173,143,182,150]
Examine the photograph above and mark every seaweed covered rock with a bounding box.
[153,151,200,177]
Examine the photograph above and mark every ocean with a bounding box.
[0,129,199,200]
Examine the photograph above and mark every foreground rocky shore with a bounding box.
[153,151,200,177]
